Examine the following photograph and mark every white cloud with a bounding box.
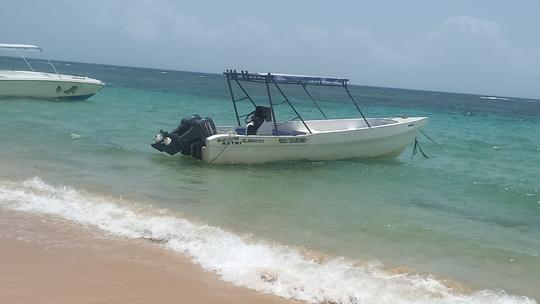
[296,25,329,45]
[337,28,414,65]
[404,15,540,96]
[107,7,540,96]
[432,15,502,41]
[3,1,539,97]
[427,15,534,66]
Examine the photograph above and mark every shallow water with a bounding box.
[1,59,539,303]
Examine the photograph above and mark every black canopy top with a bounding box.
[224,70,349,86]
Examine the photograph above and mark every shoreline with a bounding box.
[0,209,294,304]
[0,175,537,303]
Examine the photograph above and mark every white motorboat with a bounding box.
[151,70,428,164]
[0,44,105,100]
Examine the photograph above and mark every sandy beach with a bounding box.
[0,209,294,304]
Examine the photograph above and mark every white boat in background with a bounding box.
[0,44,105,100]
[151,70,428,164]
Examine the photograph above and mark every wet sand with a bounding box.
[0,210,294,304]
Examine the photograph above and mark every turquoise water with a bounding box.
[1,60,539,302]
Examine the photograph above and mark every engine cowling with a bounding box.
[151,115,216,159]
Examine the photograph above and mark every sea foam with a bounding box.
[0,177,536,304]
[480,96,511,101]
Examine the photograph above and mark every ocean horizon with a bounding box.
[3,55,540,101]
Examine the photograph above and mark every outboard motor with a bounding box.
[152,115,217,160]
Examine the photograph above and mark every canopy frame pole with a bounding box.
[226,77,242,127]
[265,77,279,134]
[41,51,61,78]
[234,80,257,108]
[301,83,327,119]
[272,80,312,134]
[45,57,61,78]
[343,83,371,128]
[15,51,35,71]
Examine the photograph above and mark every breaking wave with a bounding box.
[0,177,536,304]
[480,96,511,102]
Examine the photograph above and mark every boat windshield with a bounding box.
[0,43,61,77]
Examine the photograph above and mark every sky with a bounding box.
[1,0,540,98]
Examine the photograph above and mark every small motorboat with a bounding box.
[151,70,428,164]
[0,44,105,100]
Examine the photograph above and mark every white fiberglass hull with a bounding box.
[201,117,428,164]
[0,71,105,100]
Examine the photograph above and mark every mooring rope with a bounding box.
[411,138,429,159]
[208,144,229,163]
[420,130,442,148]
[411,129,443,159]
[208,133,235,163]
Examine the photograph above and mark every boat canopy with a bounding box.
[0,44,42,51]
[223,69,370,130]
[224,70,349,86]
[260,73,348,85]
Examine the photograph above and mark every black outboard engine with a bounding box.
[152,115,217,160]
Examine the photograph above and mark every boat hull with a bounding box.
[0,71,105,100]
[201,117,428,164]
